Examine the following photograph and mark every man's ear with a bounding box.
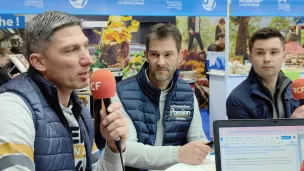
[249,53,252,63]
[144,50,148,57]
[283,52,286,60]
[144,50,149,63]
[178,50,182,64]
[29,53,46,72]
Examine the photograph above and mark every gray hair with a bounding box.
[146,23,182,52]
[286,32,298,42]
[25,10,81,59]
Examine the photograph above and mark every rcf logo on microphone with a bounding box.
[91,82,101,91]
[293,87,304,94]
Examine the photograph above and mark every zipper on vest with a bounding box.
[53,93,75,160]
[60,110,75,159]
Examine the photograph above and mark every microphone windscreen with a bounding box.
[291,78,304,100]
[90,69,116,99]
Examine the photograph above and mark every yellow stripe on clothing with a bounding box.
[73,144,86,158]
[92,142,98,152]
[0,142,33,162]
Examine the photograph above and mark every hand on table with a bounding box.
[178,141,214,165]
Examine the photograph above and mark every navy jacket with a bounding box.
[117,62,194,146]
[226,68,300,119]
[0,67,94,171]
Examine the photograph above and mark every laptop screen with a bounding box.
[219,126,304,171]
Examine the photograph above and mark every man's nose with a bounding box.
[80,47,94,66]
[80,54,93,66]
[264,53,271,63]
[157,56,166,67]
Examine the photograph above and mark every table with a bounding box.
[165,155,215,171]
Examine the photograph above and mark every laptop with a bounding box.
[213,119,304,171]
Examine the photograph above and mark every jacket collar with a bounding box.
[27,66,82,119]
[137,62,179,105]
[248,67,292,100]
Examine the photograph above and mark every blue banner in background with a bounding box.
[0,0,227,16]
[0,15,25,28]
[231,0,304,16]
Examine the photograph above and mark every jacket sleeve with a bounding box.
[187,94,208,142]
[93,144,126,171]
[0,92,35,171]
[226,95,253,119]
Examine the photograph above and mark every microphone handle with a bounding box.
[301,99,304,106]
[94,99,108,149]
[103,98,122,153]
[94,99,102,140]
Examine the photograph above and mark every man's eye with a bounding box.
[66,48,79,53]
[151,53,158,57]
[271,51,278,54]
[257,52,264,55]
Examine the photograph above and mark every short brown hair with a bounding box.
[219,18,225,24]
[146,23,182,52]
[216,32,225,40]
[249,27,285,54]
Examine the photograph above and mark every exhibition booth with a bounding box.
[1,0,304,170]
[208,0,304,135]
[0,0,229,138]
[1,0,304,137]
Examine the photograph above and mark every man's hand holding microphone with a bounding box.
[90,69,128,153]
[291,78,304,119]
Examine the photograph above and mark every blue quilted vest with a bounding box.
[0,67,94,171]
[117,62,194,147]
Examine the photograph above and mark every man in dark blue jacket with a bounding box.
[0,10,128,171]
[226,28,303,119]
[112,23,213,171]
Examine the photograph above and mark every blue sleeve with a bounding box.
[226,95,254,119]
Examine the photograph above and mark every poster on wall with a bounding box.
[0,15,25,50]
[0,0,228,110]
[229,0,304,75]
[207,51,225,72]
[176,16,226,108]
[0,14,25,75]
[87,15,151,79]
[229,16,292,75]
[0,0,227,16]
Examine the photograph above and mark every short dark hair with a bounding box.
[249,27,285,54]
[216,32,225,40]
[219,18,225,24]
[146,23,182,52]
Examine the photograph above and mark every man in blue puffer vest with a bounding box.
[226,28,304,119]
[0,11,128,171]
[112,23,213,171]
